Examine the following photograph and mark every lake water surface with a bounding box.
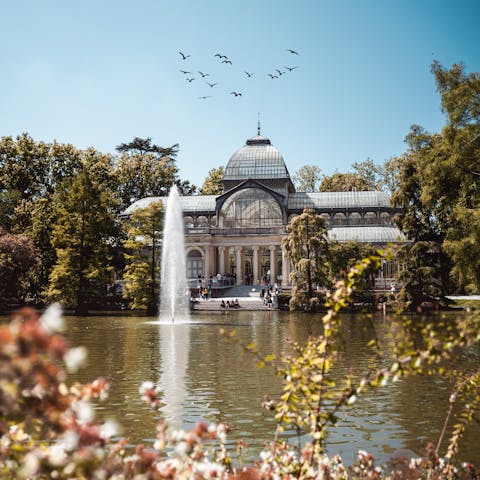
[64,310,480,465]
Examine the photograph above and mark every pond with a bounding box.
[63,310,480,465]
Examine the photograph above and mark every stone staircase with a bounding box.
[192,285,273,311]
[214,285,264,298]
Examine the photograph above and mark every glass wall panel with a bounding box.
[220,188,283,228]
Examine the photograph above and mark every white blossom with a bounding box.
[64,346,87,373]
[72,400,94,423]
[40,303,65,333]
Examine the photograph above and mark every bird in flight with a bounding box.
[179,70,192,74]
[198,71,209,77]
[244,71,254,77]
[222,59,232,65]
[186,78,195,83]
[206,82,218,88]
[286,49,299,55]
[230,91,242,97]
[268,74,278,79]
[214,53,227,59]
[198,96,211,100]
[284,66,298,72]
[275,69,285,76]
[179,51,191,60]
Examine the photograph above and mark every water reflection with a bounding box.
[158,324,190,428]
[63,311,480,465]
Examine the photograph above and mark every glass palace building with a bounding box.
[123,132,406,289]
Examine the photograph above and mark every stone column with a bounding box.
[281,247,289,288]
[204,247,211,277]
[218,247,225,275]
[235,246,243,285]
[269,246,277,284]
[252,246,259,285]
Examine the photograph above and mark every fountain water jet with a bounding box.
[159,185,190,323]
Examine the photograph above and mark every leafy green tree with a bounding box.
[0,135,85,298]
[200,166,224,195]
[352,158,381,190]
[379,156,404,194]
[122,201,163,314]
[319,172,371,192]
[46,150,119,314]
[282,209,329,310]
[393,62,480,297]
[115,137,191,210]
[0,228,40,305]
[292,165,321,191]
[326,241,377,286]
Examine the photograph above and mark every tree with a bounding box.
[326,241,377,286]
[319,172,371,192]
[116,136,179,157]
[282,209,329,311]
[292,165,321,192]
[46,150,119,314]
[352,158,381,190]
[379,156,404,194]
[200,166,224,195]
[122,201,163,314]
[0,135,85,299]
[115,137,189,211]
[0,228,40,306]
[393,62,480,297]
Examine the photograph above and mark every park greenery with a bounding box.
[2,256,480,478]
[0,61,478,313]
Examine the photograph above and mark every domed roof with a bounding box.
[224,134,291,180]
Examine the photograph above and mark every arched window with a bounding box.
[186,250,203,278]
[220,188,283,228]
[364,212,377,225]
[184,216,194,228]
[349,212,361,225]
[197,216,208,227]
[333,213,347,225]
[320,213,330,226]
[380,212,391,225]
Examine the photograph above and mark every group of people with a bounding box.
[220,299,240,309]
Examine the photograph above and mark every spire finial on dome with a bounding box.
[257,112,261,135]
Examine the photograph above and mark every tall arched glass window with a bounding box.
[220,188,283,228]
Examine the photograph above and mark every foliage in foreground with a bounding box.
[2,255,480,478]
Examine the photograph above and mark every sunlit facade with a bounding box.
[124,132,406,289]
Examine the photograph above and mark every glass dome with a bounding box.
[224,135,291,180]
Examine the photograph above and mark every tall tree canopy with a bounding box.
[393,61,480,298]
[292,165,322,192]
[282,209,330,311]
[122,201,163,314]
[114,137,195,210]
[319,172,371,192]
[46,150,119,314]
[200,166,224,195]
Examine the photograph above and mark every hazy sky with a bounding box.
[1,0,479,187]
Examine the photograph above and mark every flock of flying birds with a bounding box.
[177,49,300,100]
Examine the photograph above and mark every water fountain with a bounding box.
[159,185,190,323]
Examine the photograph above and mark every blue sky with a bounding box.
[1,0,479,187]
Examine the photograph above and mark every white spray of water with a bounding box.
[159,185,190,323]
